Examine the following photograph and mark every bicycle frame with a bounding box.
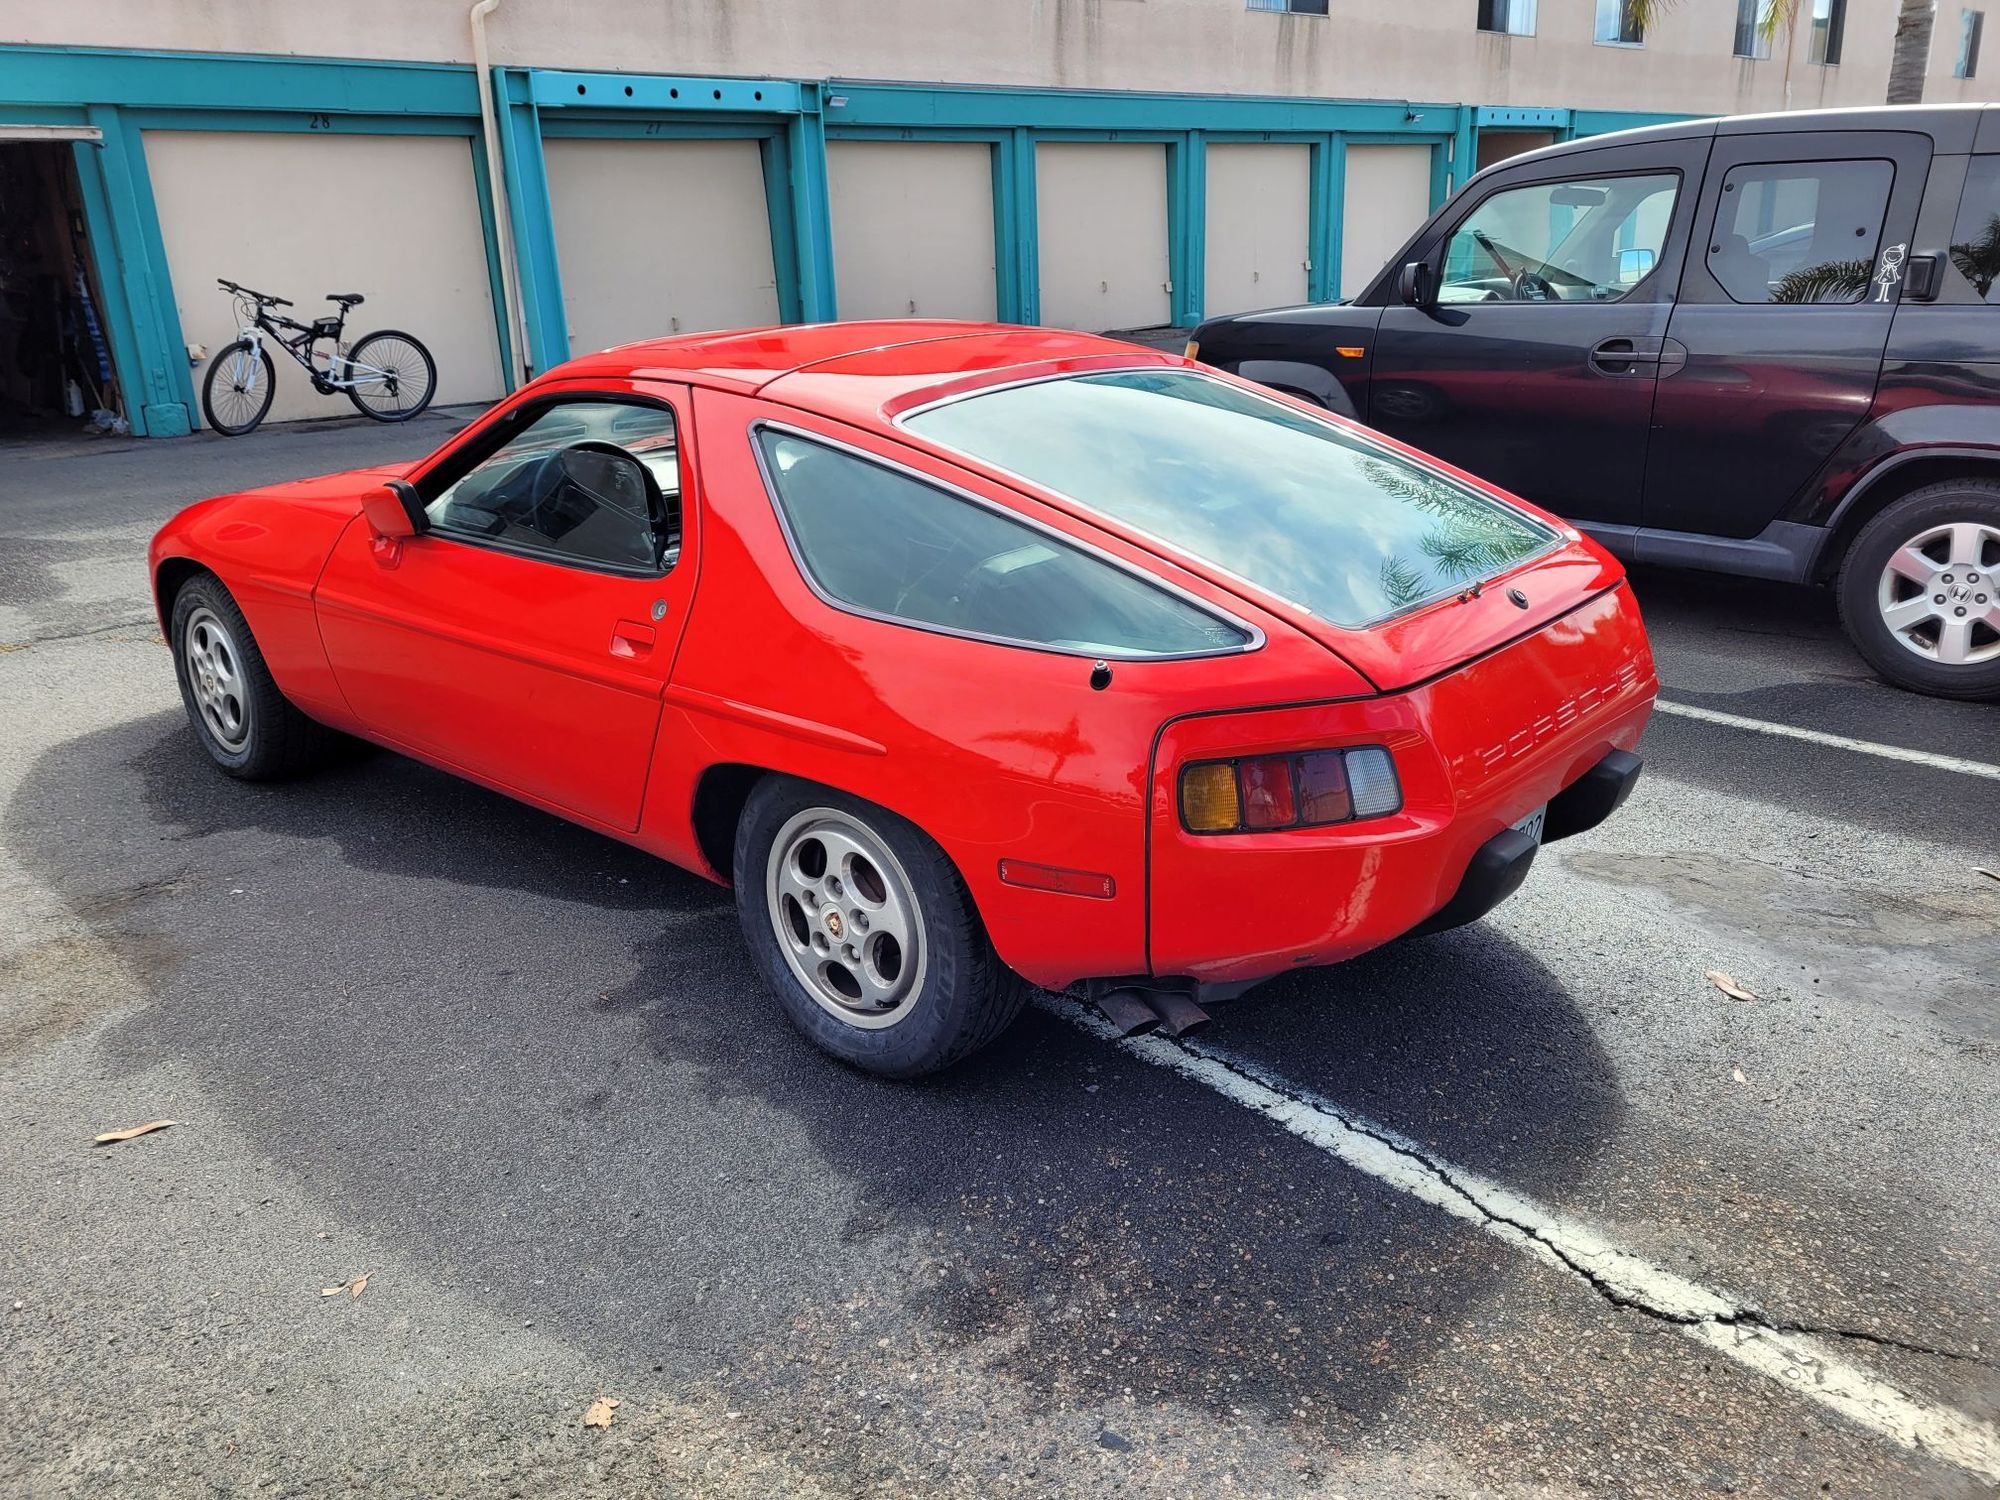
[227,294,398,395]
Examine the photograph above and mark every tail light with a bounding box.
[1178,747,1402,834]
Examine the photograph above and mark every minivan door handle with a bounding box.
[1588,336,1664,376]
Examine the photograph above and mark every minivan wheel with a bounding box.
[1836,482,2000,702]
[733,776,1029,1078]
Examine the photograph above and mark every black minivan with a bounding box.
[1189,105,2000,701]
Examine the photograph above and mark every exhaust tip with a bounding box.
[1093,987,1161,1037]
[1149,989,1212,1039]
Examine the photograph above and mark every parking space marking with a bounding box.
[1043,998,2000,1483]
[1654,700,2000,781]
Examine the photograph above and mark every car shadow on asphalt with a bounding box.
[9,712,1624,1440]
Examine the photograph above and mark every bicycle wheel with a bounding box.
[201,340,276,437]
[343,330,436,422]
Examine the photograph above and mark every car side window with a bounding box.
[427,400,682,572]
[1949,155,2000,303]
[754,429,1251,658]
[1437,172,1679,304]
[1707,158,1894,304]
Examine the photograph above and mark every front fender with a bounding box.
[149,488,366,724]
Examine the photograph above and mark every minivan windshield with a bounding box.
[902,369,1559,629]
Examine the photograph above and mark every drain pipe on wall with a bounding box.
[471,0,532,386]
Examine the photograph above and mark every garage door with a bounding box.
[145,131,504,427]
[829,141,996,322]
[544,137,779,356]
[1204,144,1311,318]
[1036,143,1170,331]
[1341,145,1435,299]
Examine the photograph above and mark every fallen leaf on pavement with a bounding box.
[1976,867,1999,883]
[92,1119,177,1146]
[583,1397,620,1429]
[321,1273,370,1298]
[1705,970,1757,1002]
[1732,1067,1747,1084]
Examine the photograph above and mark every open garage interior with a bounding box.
[828,140,997,322]
[544,136,780,356]
[0,137,121,438]
[1035,141,1171,331]
[1203,143,1312,318]
[1340,143,1434,299]
[143,129,504,427]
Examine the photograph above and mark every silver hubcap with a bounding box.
[183,607,251,752]
[765,808,926,1030]
[1877,521,2000,667]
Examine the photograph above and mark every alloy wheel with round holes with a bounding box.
[766,807,928,1030]
[167,572,349,779]
[733,776,1029,1078]
[183,604,252,754]
[1838,482,2000,701]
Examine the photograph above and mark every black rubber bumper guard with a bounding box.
[1412,749,1643,937]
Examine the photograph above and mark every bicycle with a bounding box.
[202,279,437,437]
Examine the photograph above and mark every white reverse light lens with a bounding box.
[1344,746,1402,818]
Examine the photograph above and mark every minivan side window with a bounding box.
[1707,159,1894,304]
[1950,155,2000,303]
[1437,173,1679,304]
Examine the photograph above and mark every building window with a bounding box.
[1479,0,1538,35]
[1734,0,1773,57]
[1594,0,1644,46]
[1246,0,1330,13]
[1959,8,1985,76]
[1808,0,1847,64]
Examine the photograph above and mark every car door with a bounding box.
[1643,129,1932,540]
[1367,136,1708,528]
[313,380,699,832]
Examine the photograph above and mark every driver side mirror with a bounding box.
[1397,260,1435,309]
[361,478,428,540]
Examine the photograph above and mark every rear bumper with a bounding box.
[1143,587,1656,985]
[1412,748,1644,938]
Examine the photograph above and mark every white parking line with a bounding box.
[1654,700,2000,781]
[1043,998,2000,1484]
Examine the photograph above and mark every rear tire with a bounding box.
[1835,482,2000,701]
[201,341,276,437]
[168,573,348,779]
[343,330,436,423]
[732,776,1029,1078]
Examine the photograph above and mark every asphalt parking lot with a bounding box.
[2,409,1996,1499]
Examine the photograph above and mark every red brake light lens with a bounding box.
[1178,747,1399,834]
[1237,757,1298,829]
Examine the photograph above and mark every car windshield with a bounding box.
[902,369,1559,628]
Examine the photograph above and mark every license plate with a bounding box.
[1511,805,1548,845]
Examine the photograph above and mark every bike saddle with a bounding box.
[326,293,365,307]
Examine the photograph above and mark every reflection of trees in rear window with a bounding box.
[1357,459,1549,609]
[1711,159,1892,305]
[1950,158,2000,302]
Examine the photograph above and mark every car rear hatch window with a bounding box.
[901,369,1560,631]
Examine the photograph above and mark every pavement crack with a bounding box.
[5,615,159,650]
[1162,1031,1996,1372]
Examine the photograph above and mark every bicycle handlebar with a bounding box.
[216,278,291,308]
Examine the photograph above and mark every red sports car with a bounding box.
[151,322,1656,1076]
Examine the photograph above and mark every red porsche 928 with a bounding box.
[151,322,1656,1076]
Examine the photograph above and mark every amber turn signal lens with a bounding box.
[1179,762,1241,832]
[1182,339,1201,361]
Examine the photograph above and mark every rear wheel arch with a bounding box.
[690,762,768,883]
[1814,451,2000,583]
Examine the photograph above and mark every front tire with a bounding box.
[168,574,347,779]
[733,776,1029,1078]
[1836,482,2000,701]
[343,330,436,423]
[201,341,276,437]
